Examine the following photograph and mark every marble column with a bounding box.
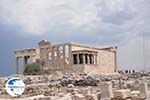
[87,54,90,64]
[114,52,117,72]
[30,56,33,64]
[94,54,97,65]
[83,54,86,64]
[23,56,26,72]
[91,54,94,64]
[89,54,92,64]
[85,54,88,64]
[93,54,95,64]
[77,54,80,64]
[93,54,97,65]
[23,56,29,72]
[16,57,19,74]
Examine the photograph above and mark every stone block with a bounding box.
[100,82,113,98]
[113,89,131,99]
[86,94,97,100]
[72,93,85,100]
[139,82,148,98]
[95,92,101,100]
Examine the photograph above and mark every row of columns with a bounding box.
[15,56,31,74]
[73,53,97,65]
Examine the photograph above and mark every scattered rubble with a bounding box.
[1,72,150,100]
[60,75,99,86]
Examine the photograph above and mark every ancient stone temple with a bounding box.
[14,40,117,74]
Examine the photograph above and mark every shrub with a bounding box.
[23,59,44,75]
[131,84,139,91]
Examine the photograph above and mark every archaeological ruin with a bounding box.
[14,40,117,74]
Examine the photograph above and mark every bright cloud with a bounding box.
[0,0,150,71]
[0,0,100,34]
[0,0,149,39]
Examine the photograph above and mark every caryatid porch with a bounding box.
[72,50,98,65]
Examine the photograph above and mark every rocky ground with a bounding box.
[0,72,150,100]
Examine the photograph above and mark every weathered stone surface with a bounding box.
[60,75,99,86]
[86,94,98,100]
[100,82,113,98]
[72,93,85,100]
[1,72,150,99]
[113,89,131,99]
[139,82,148,98]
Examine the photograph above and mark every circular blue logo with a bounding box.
[5,77,25,97]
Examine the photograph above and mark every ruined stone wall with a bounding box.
[39,42,52,70]
[32,49,40,62]
[71,64,85,73]
[83,50,116,74]
[39,43,73,73]
[97,50,116,73]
